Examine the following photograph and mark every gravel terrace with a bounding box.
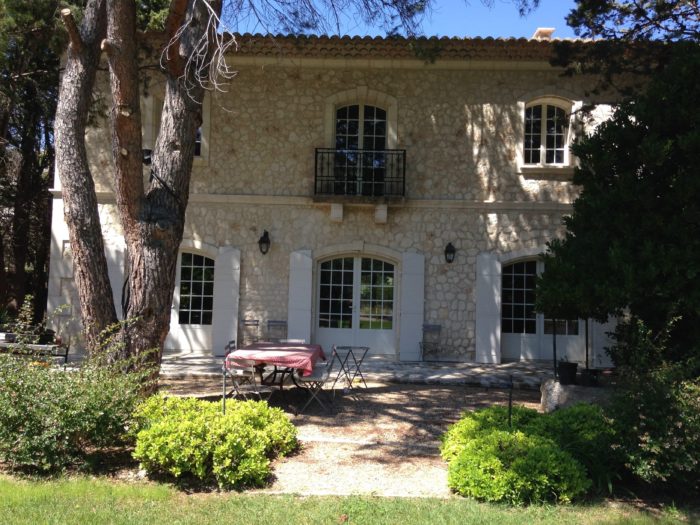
[159,377,541,498]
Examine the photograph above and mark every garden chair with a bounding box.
[222,340,274,413]
[294,349,337,414]
[419,324,441,360]
[332,345,369,392]
[241,318,260,346]
[266,319,287,342]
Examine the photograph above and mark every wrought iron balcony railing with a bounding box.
[315,148,406,198]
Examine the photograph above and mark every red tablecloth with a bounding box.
[226,343,325,377]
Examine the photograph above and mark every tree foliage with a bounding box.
[0,0,82,319]
[567,0,700,41]
[552,1,700,97]
[538,45,700,374]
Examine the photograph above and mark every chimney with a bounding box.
[532,27,555,40]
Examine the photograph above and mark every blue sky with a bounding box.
[415,0,578,39]
[228,0,580,39]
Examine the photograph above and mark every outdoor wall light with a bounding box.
[444,242,456,264]
[142,149,152,166]
[258,230,271,255]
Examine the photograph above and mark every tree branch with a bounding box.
[60,9,84,54]
[163,0,188,77]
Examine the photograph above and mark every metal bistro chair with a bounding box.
[419,324,441,361]
[241,318,261,346]
[266,319,288,342]
[332,345,369,394]
[222,340,274,413]
[294,350,338,414]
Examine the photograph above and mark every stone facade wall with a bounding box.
[85,59,600,202]
[180,199,568,359]
[54,52,609,360]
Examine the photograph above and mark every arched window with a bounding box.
[178,252,215,325]
[524,99,570,166]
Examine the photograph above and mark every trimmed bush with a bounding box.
[132,395,297,489]
[0,354,144,472]
[529,403,621,491]
[442,404,619,504]
[441,405,540,462]
[447,430,590,504]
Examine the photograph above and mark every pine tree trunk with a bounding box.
[104,0,222,379]
[54,0,118,351]
[11,91,41,309]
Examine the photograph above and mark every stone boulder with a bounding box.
[540,378,613,413]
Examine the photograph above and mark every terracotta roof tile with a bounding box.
[227,33,590,62]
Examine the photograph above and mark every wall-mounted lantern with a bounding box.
[444,242,456,264]
[142,149,152,165]
[258,230,271,255]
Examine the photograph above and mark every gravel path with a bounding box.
[159,378,541,497]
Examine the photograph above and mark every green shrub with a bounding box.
[607,371,700,494]
[529,403,621,492]
[447,430,590,504]
[442,404,618,503]
[0,354,144,472]
[441,405,540,462]
[132,395,297,489]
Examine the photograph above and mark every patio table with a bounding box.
[225,342,326,387]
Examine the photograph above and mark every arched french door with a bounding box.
[167,252,215,351]
[500,259,585,362]
[315,255,396,354]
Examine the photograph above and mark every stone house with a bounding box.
[47,31,615,366]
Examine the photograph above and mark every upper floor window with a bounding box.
[145,93,210,165]
[524,100,570,166]
[335,104,387,151]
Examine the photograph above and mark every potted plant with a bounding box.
[558,358,578,385]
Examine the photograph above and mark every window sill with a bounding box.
[519,165,575,181]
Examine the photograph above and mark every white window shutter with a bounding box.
[399,251,424,361]
[475,253,501,363]
[211,247,241,356]
[288,250,313,342]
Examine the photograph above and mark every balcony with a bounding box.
[315,148,406,199]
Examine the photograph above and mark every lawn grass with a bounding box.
[0,475,695,525]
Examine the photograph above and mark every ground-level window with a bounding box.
[178,253,214,325]
[501,260,537,334]
[359,258,394,329]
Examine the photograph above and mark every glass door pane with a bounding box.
[359,258,394,330]
[318,257,354,329]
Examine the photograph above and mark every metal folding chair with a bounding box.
[419,324,441,360]
[241,318,260,346]
[222,340,274,413]
[266,320,288,342]
[332,345,369,394]
[294,351,337,414]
